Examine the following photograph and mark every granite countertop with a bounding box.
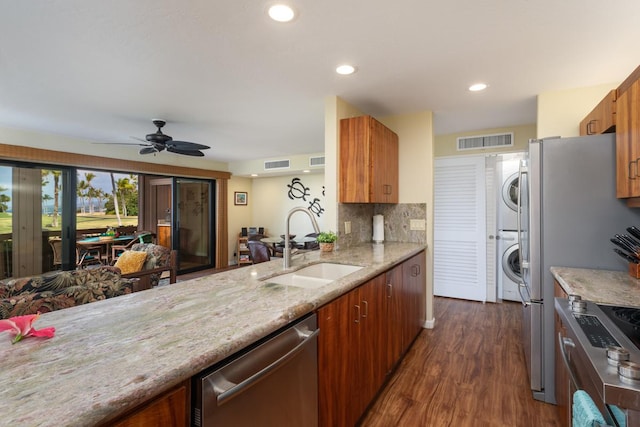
[551,266,640,306]
[0,242,424,427]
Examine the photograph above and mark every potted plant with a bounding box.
[317,231,337,252]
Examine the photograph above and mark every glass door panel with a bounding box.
[175,179,213,272]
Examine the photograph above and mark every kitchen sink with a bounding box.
[263,263,363,289]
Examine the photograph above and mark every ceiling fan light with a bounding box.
[469,83,488,92]
[268,5,295,22]
[336,64,356,75]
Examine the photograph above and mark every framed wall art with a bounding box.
[234,191,248,206]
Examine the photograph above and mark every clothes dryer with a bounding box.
[498,230,521,302]
[497,153,525,231]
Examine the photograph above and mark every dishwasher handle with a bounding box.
[211,327,319,406]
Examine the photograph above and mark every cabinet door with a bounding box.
[370,118,399,203]
[580,90,616,136]
[340,116,371,203]
[385,264,404,372]
[554,281,570,426]
[318,289,362,427]
[110,382,188,427]
[616,81,640,198]
[359,275,388,403]
[402,252,426,351]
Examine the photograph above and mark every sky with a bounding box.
[0,166,134,212]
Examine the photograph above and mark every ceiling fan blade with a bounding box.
[131,136,150,143]
[139,147,158,155]
[92,141,151,147]
[168,140,210,150]
[167,146,205,157]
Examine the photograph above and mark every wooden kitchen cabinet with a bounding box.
[402,251,426,349]
[108,381,189,427]
[580,90,617,136]
[616,68,640,199]
[339,115,399,204]
[318,251,426,427]
[554,281,571,426]
[157,224,171,248]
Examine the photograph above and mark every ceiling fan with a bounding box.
[113,119,210,157]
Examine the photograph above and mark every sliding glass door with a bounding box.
[174,178,214,273]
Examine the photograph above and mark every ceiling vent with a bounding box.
[264,159,290,170]
[309,156,325,167]
[457,132,513,151]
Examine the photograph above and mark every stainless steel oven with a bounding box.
[555,298,640,426]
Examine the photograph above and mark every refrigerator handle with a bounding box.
[517,160,529,271]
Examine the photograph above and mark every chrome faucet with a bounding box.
[284,207,320,268]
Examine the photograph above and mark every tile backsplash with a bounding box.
[338,203,427,248]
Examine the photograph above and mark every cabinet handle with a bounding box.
[411,265,420,277]
[630,160,638,180]
[354,305,360,323]
[586,120,596,135]
[387,283,393,298]
[362,300,368,318]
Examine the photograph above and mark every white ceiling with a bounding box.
[1,0,639,163]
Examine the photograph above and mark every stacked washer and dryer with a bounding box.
[496,153,525,302]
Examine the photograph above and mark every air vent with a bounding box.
[457,133,513,151]
[264,159,290,170]
[309,156,325,167]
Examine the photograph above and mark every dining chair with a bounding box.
[76,244,103,268]
[111,231,156,261]
[49,238,62,269]
[247,241,272,264]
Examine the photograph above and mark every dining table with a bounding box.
[77,235,136,264]
[260,235,318,256]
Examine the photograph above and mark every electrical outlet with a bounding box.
[409,219,426,231]
[344,221,352,234]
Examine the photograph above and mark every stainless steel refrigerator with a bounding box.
[518,134,640,403]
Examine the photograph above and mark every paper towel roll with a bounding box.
[373,214,384,243]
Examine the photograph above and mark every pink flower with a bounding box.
[0,313,56,344]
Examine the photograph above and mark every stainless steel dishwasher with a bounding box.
[192,313,318,427]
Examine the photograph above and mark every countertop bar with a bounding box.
[0,242,424,427]
[551,266,640,306]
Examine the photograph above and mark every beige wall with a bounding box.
[227,176,252,265]
[434,124,535,157]
[537,82,618,139]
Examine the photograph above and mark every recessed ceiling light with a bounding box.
[469,83,488,92]
[336,64,356,75]
[268,4,295,22]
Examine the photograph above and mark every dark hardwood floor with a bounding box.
[360,297,563,427]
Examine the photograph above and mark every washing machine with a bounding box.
[498,230,521,302]
[497,153,525,231]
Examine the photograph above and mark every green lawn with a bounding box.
[0,212,138,235]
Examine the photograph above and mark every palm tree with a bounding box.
[116,177,136,217]
[0,186,10,213]
[84,172,96,214]
[77,178,88,214]
[42,194,53,215]
[42,170,61,227]
[110,173,122,226]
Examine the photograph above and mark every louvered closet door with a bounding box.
[434,156,487,301]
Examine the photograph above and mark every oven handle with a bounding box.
[558,332,580,390]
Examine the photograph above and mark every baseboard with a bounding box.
[423,317,435,329]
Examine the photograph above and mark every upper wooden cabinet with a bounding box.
[579,90,616,135]
[616,65,640,199]
[339,115,399,203]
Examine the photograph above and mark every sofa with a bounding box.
[0,267,137,320]
[113,243,177,291]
